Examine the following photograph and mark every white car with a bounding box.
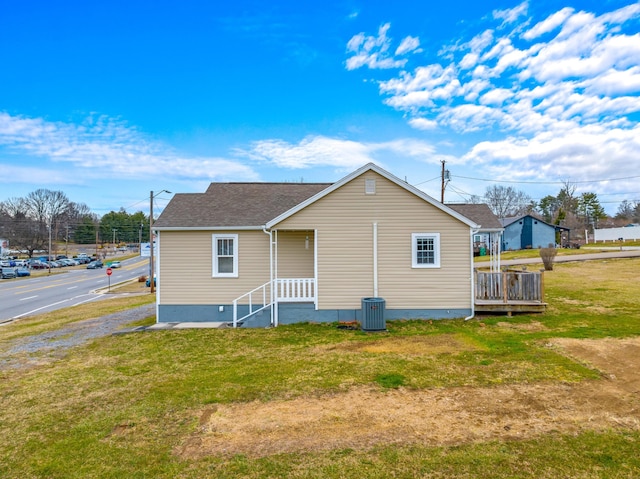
[110,261,122,268]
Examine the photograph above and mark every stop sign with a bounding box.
[106,267,113,276]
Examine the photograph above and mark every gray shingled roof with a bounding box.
[446,203,503,230]
[153,182,332,228]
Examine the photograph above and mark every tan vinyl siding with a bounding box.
[274,171,472,310]
[158,230,270,304]
[275,230,315,278]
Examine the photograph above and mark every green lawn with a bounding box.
[1,258,639,478]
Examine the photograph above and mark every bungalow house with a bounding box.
[152,163,484,327]
[500,214,570,250]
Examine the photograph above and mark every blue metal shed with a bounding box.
[500,215,570,250]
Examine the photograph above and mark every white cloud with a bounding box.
[346,23,420,70]
[582,66,640,96]
[479,88,513,106]
[356,3,640,136]
[522,7,574,40]
[493,1,528,26]
[239,135,436,168]
[346,2,640,200]
[395,36,421,56]
[463,123,640,187]
[408,118,438,130]
[0,112,257,183]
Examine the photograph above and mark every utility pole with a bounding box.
[440,160,450,203]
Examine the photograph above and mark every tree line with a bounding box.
[469,183,638,240]
[0,189,150,257]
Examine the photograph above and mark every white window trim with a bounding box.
[411,232,441,269]
[365,178,376,194]
[212,234,239,278]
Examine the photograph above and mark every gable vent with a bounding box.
[365,178,376,194]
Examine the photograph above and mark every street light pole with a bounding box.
[150,189,171,294]
[150,190,155,293]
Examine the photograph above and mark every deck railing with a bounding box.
[475,270,544,303]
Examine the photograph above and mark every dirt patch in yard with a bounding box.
[178,336,640,459]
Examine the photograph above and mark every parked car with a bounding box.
[146,275,156,287]
[1,268,17,279]
[109,261,122,268]
[15,267,31,277]
[87,260,103,269]
[29,261,49,269]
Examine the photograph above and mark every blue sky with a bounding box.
[1,0,639,217]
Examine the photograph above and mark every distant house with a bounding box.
[446,203,504,271]
[500,214,570,250]
[152,163,487,327]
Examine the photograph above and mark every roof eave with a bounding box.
[154,225,264,232]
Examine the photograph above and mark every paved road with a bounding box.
[476,249,640,268]
[0,256,150,324]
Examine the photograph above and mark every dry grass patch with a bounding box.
[180,335,640,460]
[496,321,548,332]
[316,334,482,356]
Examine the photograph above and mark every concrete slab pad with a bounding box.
[146,323,178,330]
[173,322,226,329]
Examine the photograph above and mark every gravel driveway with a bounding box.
[0,303,155,371]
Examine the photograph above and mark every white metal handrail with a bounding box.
[232,278,316,327]
[232,281,271,328]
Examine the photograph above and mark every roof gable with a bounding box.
[500,214,570,231]
[267,163,478,229]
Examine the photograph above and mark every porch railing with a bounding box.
[232,278,316,327]
[475,270,544,303]
[275,278,315,302]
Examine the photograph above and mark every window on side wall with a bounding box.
[411,233,441,268]
[212,234,238,277]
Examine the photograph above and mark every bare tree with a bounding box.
[483,185,532,219]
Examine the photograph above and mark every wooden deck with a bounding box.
[475,270,547,315]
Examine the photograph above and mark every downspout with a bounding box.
[465,227,480,321]
[262,227,276,326]
[373,222,378,297]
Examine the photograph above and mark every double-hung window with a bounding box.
[412,233,440,268]
[212,234,238,277]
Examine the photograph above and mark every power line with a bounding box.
[451,174,640,185]
[413,176,441,187]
